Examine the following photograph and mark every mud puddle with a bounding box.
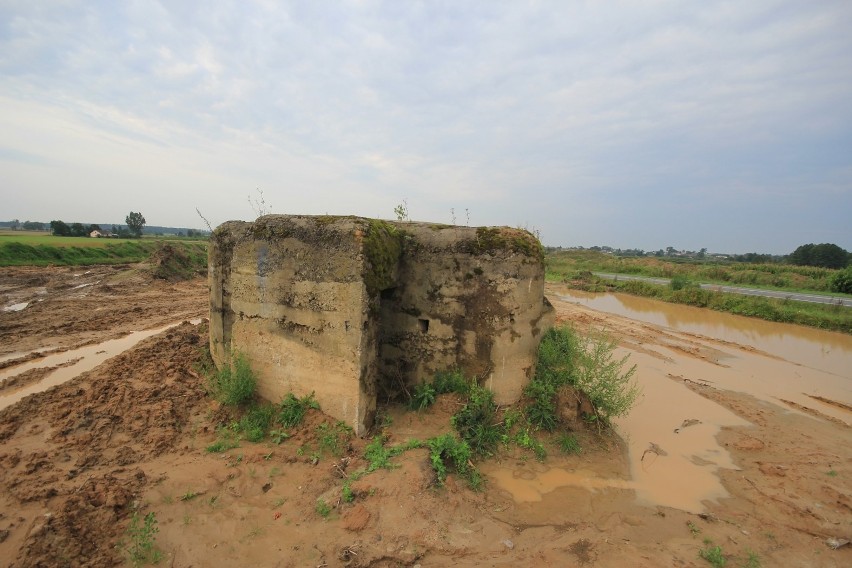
[483,463,631,503]
[611,348,751,512]
[0,321,193,411]
[484,366,749,514]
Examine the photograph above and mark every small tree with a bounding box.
[50,220,71,236]
[125,211,146,238]
[70,222,87,237]
[394,199,409,221]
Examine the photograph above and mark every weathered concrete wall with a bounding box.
[378,225,553,405]
[209,215,553,434]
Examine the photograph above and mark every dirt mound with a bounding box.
[149,243,205,282]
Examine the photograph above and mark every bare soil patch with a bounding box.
[0,268,849,567]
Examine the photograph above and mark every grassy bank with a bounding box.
[561,272,852,334]
[547,249,842,294]
[0,233,208,267]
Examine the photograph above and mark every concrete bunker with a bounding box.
[209,215,554,435]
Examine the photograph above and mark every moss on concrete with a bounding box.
[250,217,291,241]
[470,227,544,262]
[363,220,402,297]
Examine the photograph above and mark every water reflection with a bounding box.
[0,322,184,411]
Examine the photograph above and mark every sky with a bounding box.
[1,1,851,255]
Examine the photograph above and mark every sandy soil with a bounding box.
[0,268,849,567]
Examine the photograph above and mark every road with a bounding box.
[594,272,852,308]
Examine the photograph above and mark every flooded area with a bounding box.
[542,285,852,513]
[555,288,852,378]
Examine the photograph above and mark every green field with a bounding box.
[0,231,137,247]
[0,231,208,267]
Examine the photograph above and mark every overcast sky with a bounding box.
[1,1,851,254]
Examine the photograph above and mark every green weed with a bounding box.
[124,510,161,567]
[277,392,319,428]
[364,436,423,472]
[409,382,437,410]
[687,520,700,537]
[315,498,331,518]
[206,427,239,453]
[524,380,558,431]
[208,352,257,406]
[342,480,355,503]
[269,429,290,444]
[179,490,199,501]
[515,427,547,461]
[427,433,482,489]
[317,421,353,457]
[239,403,275,442]
[433,369,470,395]
[742,550,761,568]
[451,383,502,456]
[699,539,727,567]
[557,433,582,454]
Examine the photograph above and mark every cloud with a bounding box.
[0,0,850,252]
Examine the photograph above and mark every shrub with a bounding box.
[670,274,696,291]
[530,326,640,428]
[208,352,257,406]
[831,267,852,294]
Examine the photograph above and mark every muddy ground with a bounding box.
[0,266,849,567]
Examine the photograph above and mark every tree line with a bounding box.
[787,243,849,270]
[554,243,850,270]
[48,212,146,239]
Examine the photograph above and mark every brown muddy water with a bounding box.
[557,289,852,378]
[485,289,851,514]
